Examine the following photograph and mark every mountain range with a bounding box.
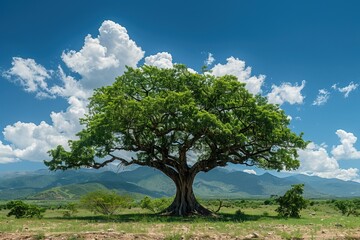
[0,167,359,200]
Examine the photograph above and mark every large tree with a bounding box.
[45,64,307,216]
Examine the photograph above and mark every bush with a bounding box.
[62,202,78,218]
[275,184,308,218]
[335,200,359,216]
[234,209,246,220]
[140,196,172,213]
[80,190,132,215]
[264,199,276,205]
[235,209,245,216]
[6,200,45,219]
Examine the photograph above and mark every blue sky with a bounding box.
[1,0,360,181]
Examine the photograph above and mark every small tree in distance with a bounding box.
[62,202,78,217]
[6,200,45,219]
[45,64,307,216]
[140,196,172,213]
[335,200,359,216]
[276,184,308,218]
[80,190,132,215]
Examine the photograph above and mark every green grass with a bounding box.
[0,199,359,239]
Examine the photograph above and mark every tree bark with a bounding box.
[162,172,213,216]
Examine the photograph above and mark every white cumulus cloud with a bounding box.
[1,121,69,162]
[312,89,330,106]
[205,52,215,66]
[49,66,90,99]
[0,141,19,163]
[211,57,265,95]
[49,96,88,138]
[298,142,359,181]
[3,57,52,98]
[332,82,359,98]
[267,80,305,105]
[0,20,145,164]
[145,52,173,69]
[4,59,90,100]
[62,20,144,89]
[0,95,87,163]
[331,130,360,160]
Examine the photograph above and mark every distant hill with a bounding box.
[0,167,360,200]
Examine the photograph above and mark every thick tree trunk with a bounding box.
[162,173,213,216]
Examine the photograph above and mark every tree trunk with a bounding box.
[162,173,213,216]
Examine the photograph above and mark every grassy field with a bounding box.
[0,199,359,239]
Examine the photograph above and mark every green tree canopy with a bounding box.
[276,184,308,218]
[45,64,307,216]
[80,190,132,215]
[335,200,360,216]
[6,200,45,219]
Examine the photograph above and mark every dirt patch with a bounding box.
[0,232,159,240]
[0,231,360,240]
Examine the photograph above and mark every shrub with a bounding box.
[275,184,308,218]
[140,196,172,213]
[6,200,45,219]
[263,199,271,205]
[264,195,278,205]
[335,200,359,216]
[234,209,247,221]
[235,209,245,216]
[62,202,78,217]
[80,190,132,215]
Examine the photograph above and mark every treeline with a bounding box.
[1,186,360,219]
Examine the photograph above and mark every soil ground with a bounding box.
[1,226,360,240]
